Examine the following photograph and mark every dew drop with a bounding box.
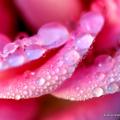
[75,34,94,50]
[79,12,104,35]
[106,82,119,94]
[57,60,64,67]
[95,55,114,72]
[0,61,9,70]
[7,54,25,67]
[93,87,104,97]
[45,71,51,78]
[37,78,45,86]
[52,75,59,81]
[37,22,69,48]
[95,73,106,81]
[23,90,28,96]
[61,68,67,75]
[3,43,18,56]
[46,74,51,80]
[54,68,60,74]
[15,94,21,100]
[64,49,80,65]
[24,45,46,61]
[68,96,75,101]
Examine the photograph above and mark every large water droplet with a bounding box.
[24,45,46,61]
[79,12,104,35]
[7,50,25,67]
[7,55,25,67]
[37,22,69,48]
[75,34,94,50]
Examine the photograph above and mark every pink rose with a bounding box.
[0,0,119,120]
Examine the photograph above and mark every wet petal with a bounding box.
[52,53,120,101]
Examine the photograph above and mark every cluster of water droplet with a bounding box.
[0,12,107,100]
[0,25,96,100]
[0,41,47,70]
[57,53,120,101]
[0,22,70,70]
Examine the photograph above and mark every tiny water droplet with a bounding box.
[37,78,45,86]
[79,12,104,35]
[64,49,80,65]
[75,34,94,50]
[106,82,119,94]
[15,94,21,100]
[93,87,104,97]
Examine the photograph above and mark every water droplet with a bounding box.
[69,97,75,101]
[93,87,104,97]
[95,73,105,81]
[15,94,21,100]
[37,22,69,48]
[30,72,35,76]
[24,45,46,61]
[75,34,94,50]
[95,55,114,72]
[64,49,80,65]
[0,60,9,70]
[54,68,60,73]
[3,43,18,56]
[57,60,64,67]
[67,66,75,74]
[79,12,104,35]
[7,54,25,67]
[53,75,58,81]
[23,90,28,96]
[106,82,119,94]
[61,68,67,75]
[37,78,45,86]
